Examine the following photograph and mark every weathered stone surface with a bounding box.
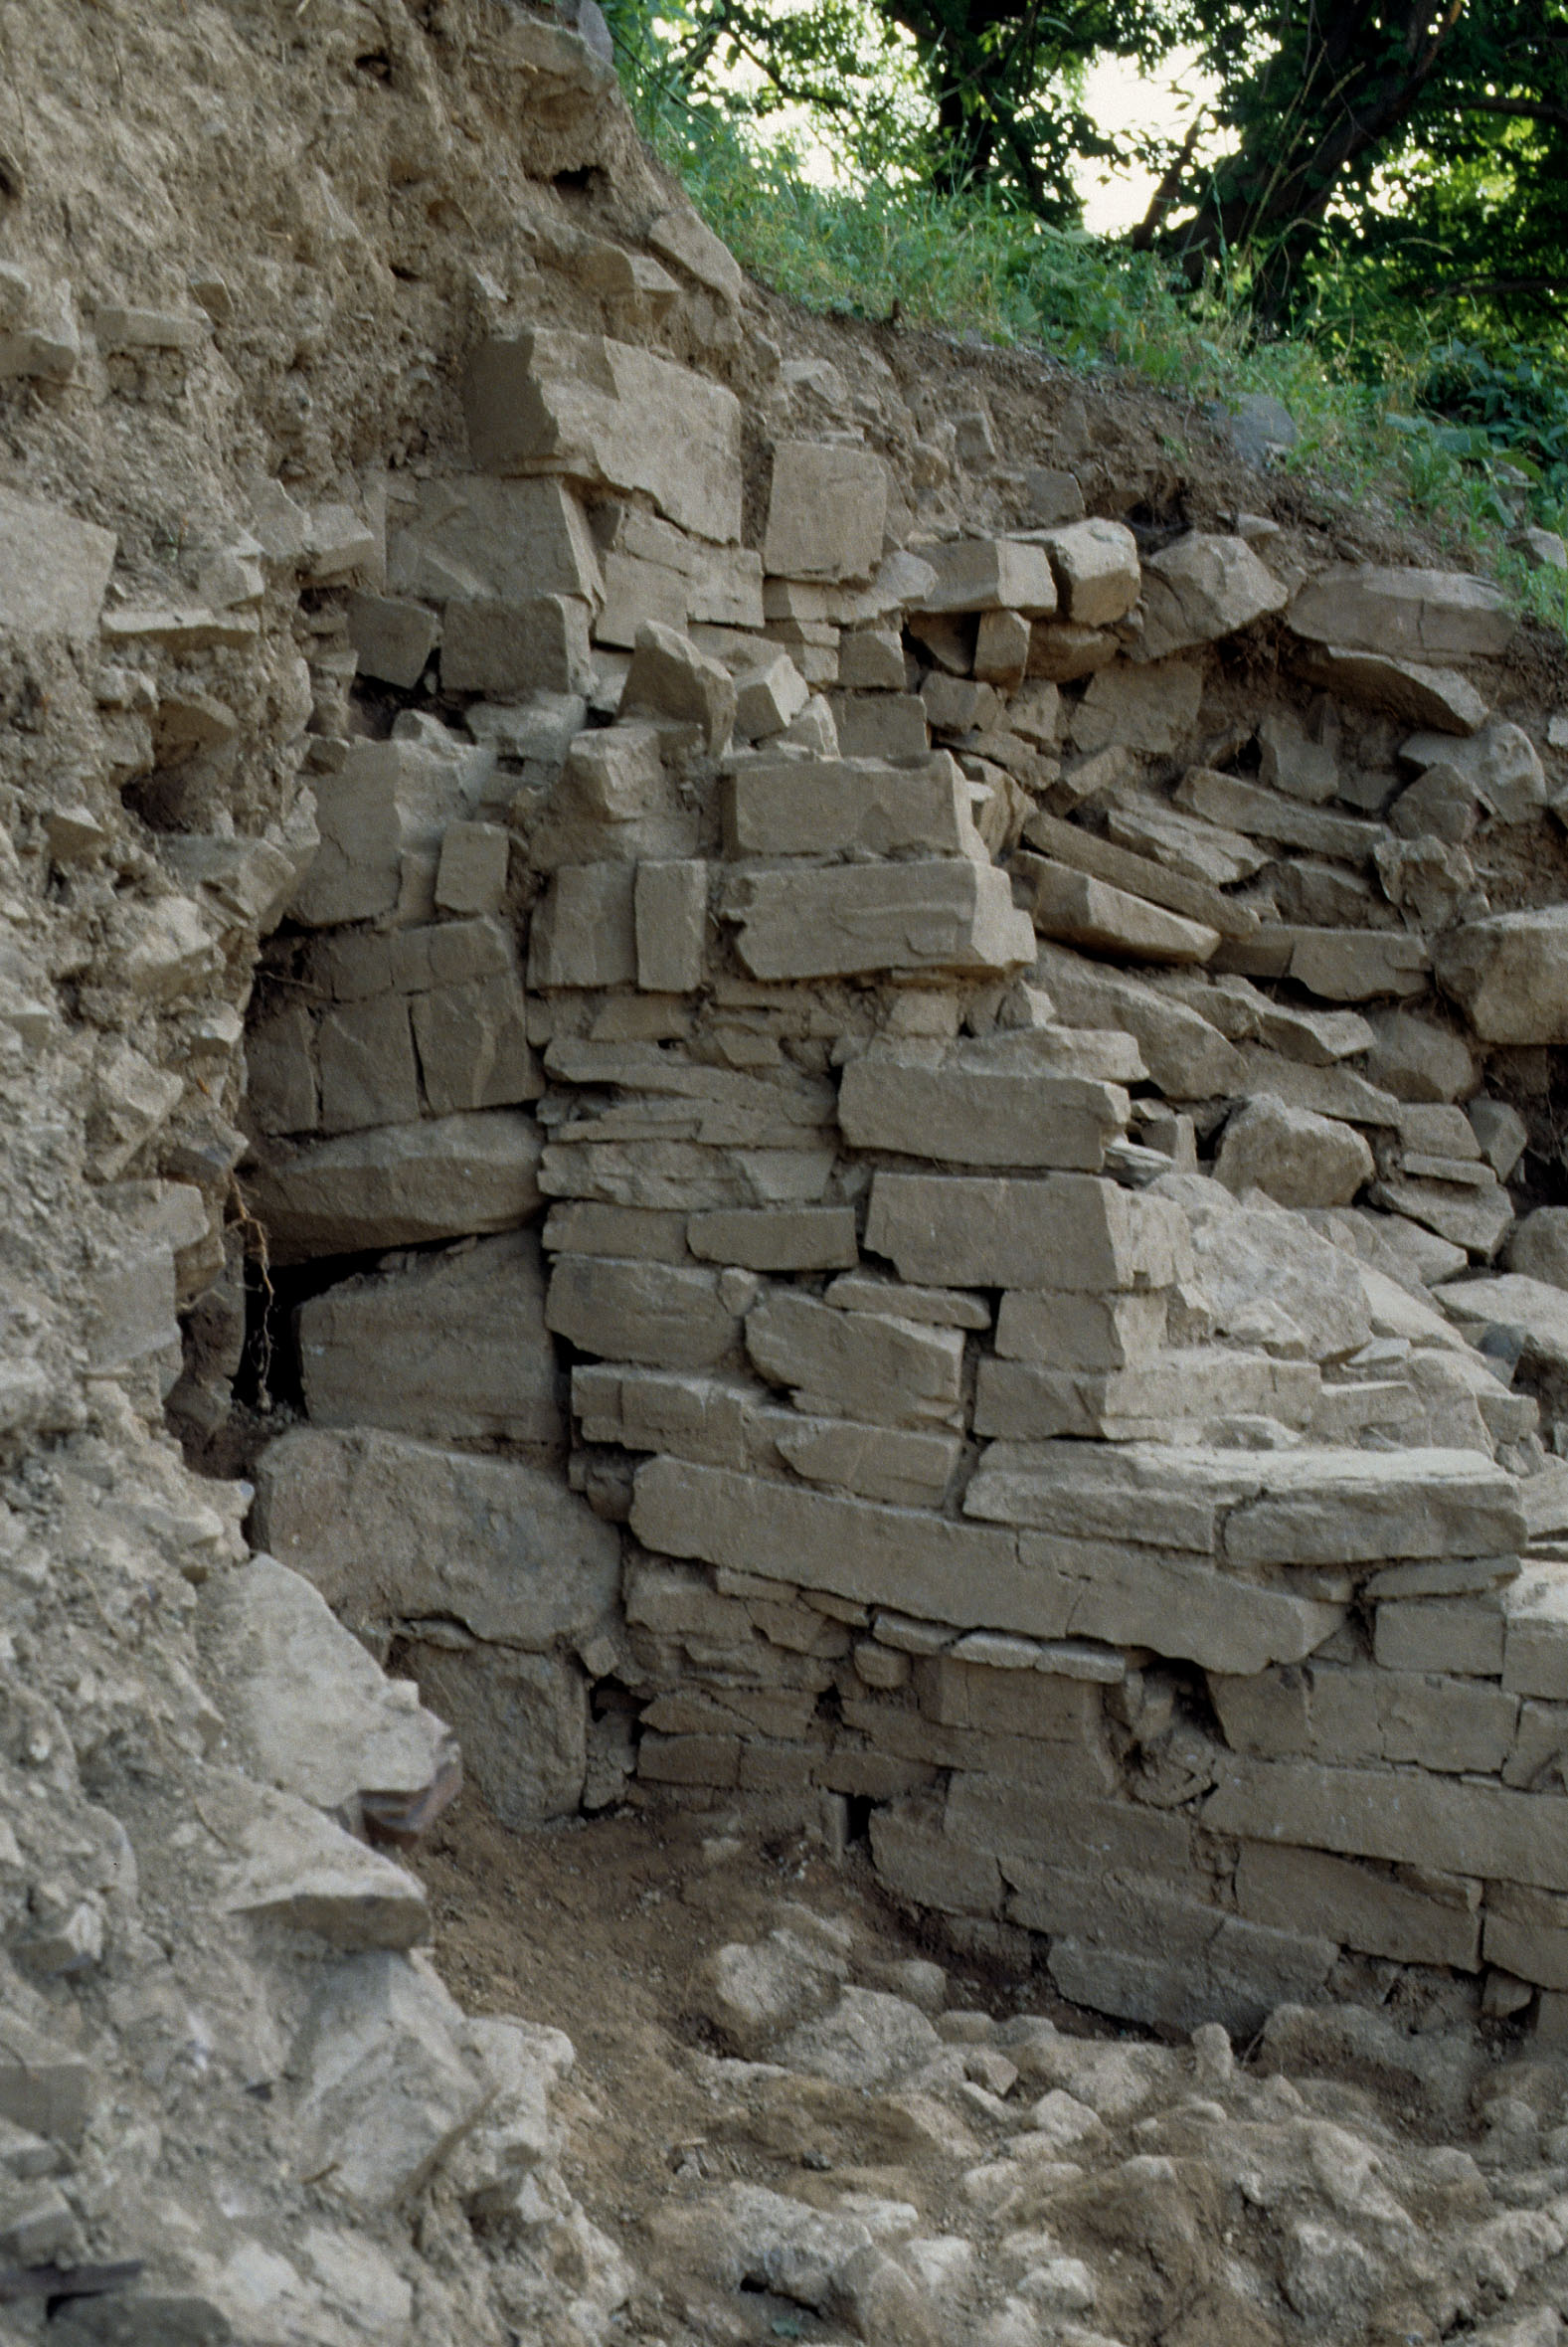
[546,1253,737,1367]
[911,539,1058,617]
[724,755,981,859]
[1134,533,1287,659]
[827,691,930,760]
[1204,1756,1568,1894]
[1036,520,1140,626]
[622,621,736,750]
[1216,1096,1374,1209]
[864,1172,1190,1291]
[1258,712,1338,805]
[1402,719,1546,824]
[1372,1173,1513,1258]
[635,857,707,993]
[297,1230,562,1446]
[1289,565,1515,661]
[1070,660,1203,756]
[246,1112,543,1264]
[1153,1171,1373,1360]
[973,1349,1319,1444]
[440,593,594,698]
[1511,1211,1568,1291]
[387,473,604,608]
[745,1290,965,1428]
[837,1040,1127,1171]
[253,1425,621,1648]
[1021,807,1257,941]
[1438,1273,1568,1383]
[1241,927,1430,1003]
[1018,855,1219,965]
[204,1554,458,1827]
[528,863,636,988]
[725,860,1034,983]
[1435,908,1568,1043]
[1291,645,1487,734]
[1363,1009,1477,1104]
[406,1642,587,1828]
[0,483,116,639]
[464,327,744,542]
[289,733,489,929]
[763,442,888,581]
[1173,767,1380,861]
[994,1288,1168,1371]
[435,819,509,916]
[222,1787,431,1950]
[1105,796,1269,889]
[1220,1445,1522,1566]
[734,651,810,740]
[688,1207,858,1271]
[1233,1843,1481,1970]
[1033,944,1246,1097]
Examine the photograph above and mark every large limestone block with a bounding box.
[464,328,744,542]
[1033,942,1246,1098]
[316,993,421,1134]
[1070,658,1203,756]
[203,1554,459,1830]
[1511,1211,1568,1291]
[967,1439,1262,1551]
[221,1784,432,1949]
[1234,1841,1481,1970]
[527,722,696,869]
[245,1110,543,1265]
[404,1641,587,1827]
[763,442,888,581]
[546,1253,737,1367]
[973,1350,1320,1443]
[1036,519,1140,626]
[527,863,636,988]
[1009,1532,1343,1674]
[386,473,604,606]
[1172,766,1380,861]
[725,860,1035,983]
[298,1230,562,1446]
[1363,1009,1477,1104]
[1291,644,1487,734]
[994,1288,1168,1371]
[621,621,736,752]
[1438,1273,1568,1384]
[0,483,116,639]
[1203,1757,1568,1894]
[253,1425,621,1648]
[910,538,1057,617]
[1135,533,1287,659]
[440,593,594,698]
[1019,856,1219,964]
[688,1207,857,1272]
[864,1171,1189,1292]
[1289,565,1515,661]
[723,755,982,859]
[1220,1445,1523,1567]
[289,734,489,928]
[1435,907,1568,1043]
[1215,1095,1373,1209]
[1021,807,1256,941]
[837,1039,1127,1171]
[635,857,707,993]
[1044,1907,1335,2039]
[745,1289,964,1428]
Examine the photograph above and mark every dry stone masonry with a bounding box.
[1,0,1568,2335]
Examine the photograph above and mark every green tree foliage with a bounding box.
[610,0,1568,336]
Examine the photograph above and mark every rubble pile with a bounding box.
[0,0,1567,2335]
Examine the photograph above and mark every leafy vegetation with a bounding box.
[599,0,1567,633]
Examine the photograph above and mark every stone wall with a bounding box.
[239,300,1568,2040]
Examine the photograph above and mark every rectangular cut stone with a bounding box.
[1034,943,1246,1099]
[763,442,888,581]
[541,1202,689,1260]
[595,550,688,647]
[688,1207,858,1271]
[725,860,1035,983]
[973,1352,1319,1442]
[245,1112,543,1265]
[863,1172,1191,1291]
[1235,1842,1481,1970]
[1504,1567,1568,1699]
[291,737,488,929]
[440,594,593,698]
[946,1773,1191,1880]
[723,756,978,858]
[1021,808,1257,940]
[828,693,930,761]
[964,1440,1257,1550]
[1221,1448,1523,1566]
[298,1230,561,1445]
[1010,1531,1343,1674]
[1484,1884,1568,1989]
[773,1418,961,1508]
[1289,566,1514,661]
[824,1273,990,1330]
[1203,1756,1568,1892]
[527,864,636,988]
[911,538,1058,617]
[388,473,604,607]
[634,859,706,993]
[1374,1595,1505,1677]
[745,1291,964,1428]
[837,1045,1127,1172]
[994,1289,1168,1370]
[1018,855,1219,964]
[545,1255,735,1368]
[1173,767,1382,862]
[464,328,743,542]
[871,1804,1002,1917]
[1212,1659,1516,1774]
[915,1656,1105,1742]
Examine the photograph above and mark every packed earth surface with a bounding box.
[5,2,1568,2342]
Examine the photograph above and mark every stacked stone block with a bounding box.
[244,312,1568,2038]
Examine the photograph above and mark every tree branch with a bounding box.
[1460,94,1568,129]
